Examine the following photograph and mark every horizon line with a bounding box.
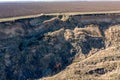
[0,0,120,2]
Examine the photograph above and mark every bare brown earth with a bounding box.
[0,1,120,18]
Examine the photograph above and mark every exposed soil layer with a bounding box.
[0,13,120,80]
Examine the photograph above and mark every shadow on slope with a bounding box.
[0,15,109,80]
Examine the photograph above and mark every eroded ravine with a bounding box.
[0,14,120,80]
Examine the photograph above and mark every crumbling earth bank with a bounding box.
[0,14,120,80]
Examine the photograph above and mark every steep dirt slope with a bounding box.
[0,14,120,80]
[42,45,120,80]
[41,18,120,80]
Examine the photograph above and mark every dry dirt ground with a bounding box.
[0,1,120,18]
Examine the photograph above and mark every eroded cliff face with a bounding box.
[0,14,120,80]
